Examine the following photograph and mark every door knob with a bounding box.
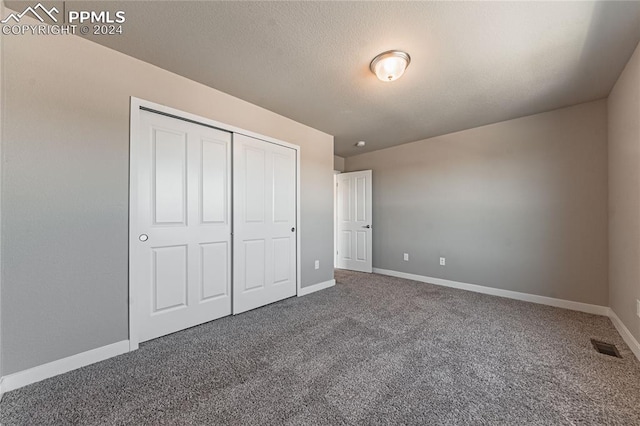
[364,225,371,229]
[139,234,148,242]
[291,227,295,232]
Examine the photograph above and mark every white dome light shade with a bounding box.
[370,50,411,82]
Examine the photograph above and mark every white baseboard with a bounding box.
[0,279,333,393]
[608,309,640,361]
[373,268,610,316]
[0,277,634,396]
[0,340,130,394]
[298,279,335,297]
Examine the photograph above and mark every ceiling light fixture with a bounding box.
[356,141,366,147]
[370,50,411,82]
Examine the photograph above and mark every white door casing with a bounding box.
[131,110,232,344]
[233,133,297,314]
[336,170,373,273]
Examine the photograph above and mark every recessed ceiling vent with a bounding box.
[591,339,622,358]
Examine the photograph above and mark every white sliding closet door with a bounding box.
[233,133,297,314]
[132,110,232,343]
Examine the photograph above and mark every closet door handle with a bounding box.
[291,227,295,232]
[139,234,148,242]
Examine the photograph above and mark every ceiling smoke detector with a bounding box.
[356,141,366,147]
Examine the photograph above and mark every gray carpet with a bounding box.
[2,270,639,425]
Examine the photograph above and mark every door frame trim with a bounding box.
[129,97,301,351]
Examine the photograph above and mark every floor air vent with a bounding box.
[591,339,622,358]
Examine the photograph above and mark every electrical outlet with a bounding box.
[403,253,409,261]
[439,257,446,266]
[637,300,640,319]
[314,260,320,270]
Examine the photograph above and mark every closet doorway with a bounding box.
[129,98,300,349]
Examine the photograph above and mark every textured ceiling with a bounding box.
[43,1,640,156]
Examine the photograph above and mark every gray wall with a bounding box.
[1,25,334,375]
[0,1,5,382]
[608,41,640,343]
[334,155,345,172]
[345,100,609,306]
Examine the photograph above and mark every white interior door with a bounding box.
[233,133,297,314]
[337,170,373,272]
[132,110,232,343]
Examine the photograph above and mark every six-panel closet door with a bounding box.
[133,110,232,343]
[232,133,298,314]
